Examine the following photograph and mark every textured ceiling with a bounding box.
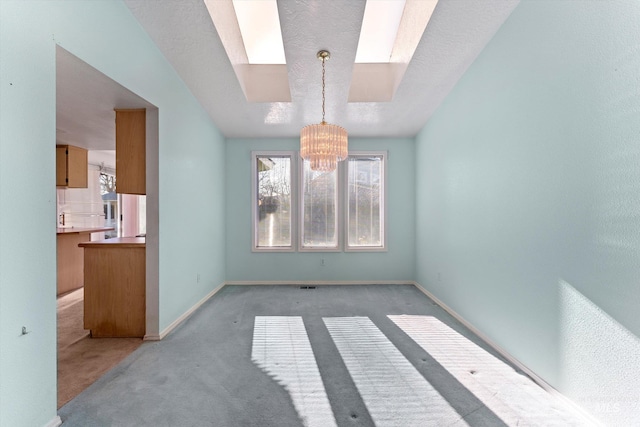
[123,0,520,139]
[56,47,154,151]
[56,1,521,150]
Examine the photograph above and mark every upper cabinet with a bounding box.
[115,109,146,195]
[56,145,88,188]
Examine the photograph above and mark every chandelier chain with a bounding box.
[321,57,326,123]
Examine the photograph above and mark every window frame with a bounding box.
[251,151,297,252]
[251,150,387,253]
[344,151,387,252]
[298,156,343,252]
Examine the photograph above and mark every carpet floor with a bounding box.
[57,288,142,408]
[58,285,592,426]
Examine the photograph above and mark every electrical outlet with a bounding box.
[437,272,441,281]
[197,273,201,283]
[321,258,325,267]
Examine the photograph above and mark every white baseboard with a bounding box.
[44,416,62,427]
[224,280,415,286]
[146,281,412,339]
[412,281,601,426]
[143,332,161,341]
[145,281,411,340]
[151,283,225,341]
[412,282,552,386]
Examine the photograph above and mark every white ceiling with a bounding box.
[123,0,520,139]
[56,46,154,151]
[56,0,520,149]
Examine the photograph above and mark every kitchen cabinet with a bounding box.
[115,109,146,195]
[79,237,146,337]
[56,145,87,188]
[56,227,114,295]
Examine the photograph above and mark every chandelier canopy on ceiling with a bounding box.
[300,50,348,172]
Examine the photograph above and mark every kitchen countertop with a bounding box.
[78,237,145,248]
[57,226,114,235]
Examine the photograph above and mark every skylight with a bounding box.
[349,0,439,102]
[355,0,407,63]
[206,0,438,104]
[232,0,286,64]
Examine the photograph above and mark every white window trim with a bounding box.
[298,154,343,252]
[251,151,387,253]
[251,151,297,252]
[344,151,388,252]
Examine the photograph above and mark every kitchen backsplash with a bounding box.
[57,166,105,228]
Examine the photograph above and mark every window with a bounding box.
[252,153,295,251]
[346,154,385,251]
[300,160,340,251]
[252,151,386,252]
[99,172,118,238]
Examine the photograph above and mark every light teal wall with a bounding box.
[415,1,640,424]
[1,3,58,425]
[225,138,415,282]
[0,1,225,425]
[157,106,226,332]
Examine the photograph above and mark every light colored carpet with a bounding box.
[58,285,593,426]
[57,288,142,408]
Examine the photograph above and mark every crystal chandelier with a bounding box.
[300,50,348,172]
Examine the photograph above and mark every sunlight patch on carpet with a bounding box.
[389,315,588,426]
[324,316,466,427]
[251,316,336,427]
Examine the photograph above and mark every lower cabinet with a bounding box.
[57,232,86,296]
[79,238,145,338]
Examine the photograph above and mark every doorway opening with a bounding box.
[55,46,159,408]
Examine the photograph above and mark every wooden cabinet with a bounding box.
[57,232,86,295]
[115,109,146,195]
[56,227,114,296]
[56,145,87,188]
[79,237,146,338]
